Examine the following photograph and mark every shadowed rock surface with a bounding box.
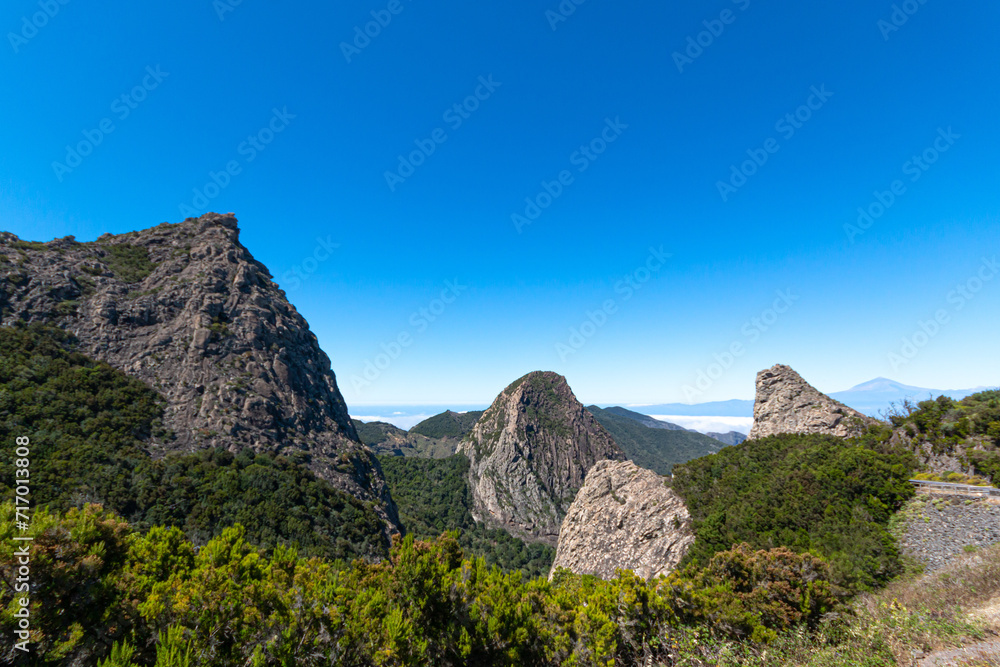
[549,459,693,580]
[458,371,626,546]
[0,213,399,529]
[748,364,874,440]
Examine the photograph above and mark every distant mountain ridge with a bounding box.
[828,377,991,416]
[705,431,748,446]
[602,406,690,431]
[628,378,989,419]
[353,409,485,458]
[410,410,485,439]
[351,419,458,458]
[586,406,722,475]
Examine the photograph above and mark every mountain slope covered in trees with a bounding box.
[0,323,389,561]
[587,405,722,475]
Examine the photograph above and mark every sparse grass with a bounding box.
[914,471,992,486]
[98,243,156,283]
[52,300,79,317]
[10,239,50,251]
[75,274,97,296]
[656,544,1000,666]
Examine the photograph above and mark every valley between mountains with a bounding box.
[2,213,999,666]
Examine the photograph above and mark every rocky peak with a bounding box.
[549,459,693,580]
[0,213,397,529]
[748,364,873,440]
[457,370,626,545]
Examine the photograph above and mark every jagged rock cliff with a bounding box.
[748,364,873,440]
[457,371,626,545]
[0,213,398,529]
[549,459,693,580]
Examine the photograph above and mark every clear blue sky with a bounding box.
[2,0,999,405]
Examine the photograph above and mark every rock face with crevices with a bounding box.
[457,371,626,546]
[0,213,399,530]
[549,459,694,580]
[748,364,874,440]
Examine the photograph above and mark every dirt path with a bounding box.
[916,638,1000,666]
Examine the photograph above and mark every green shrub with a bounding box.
[661,544,841,641]
[99,243,156,283]
[671,432,917,591]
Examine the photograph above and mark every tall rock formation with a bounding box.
[549,459,693,580]
[748,364,873,440]
[0,213,398,529]
[457,371,625,545]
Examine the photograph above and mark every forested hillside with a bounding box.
[587,405,721,475]
[0,323,388,561]
[409,409,484,438]
[671,430,918,590]
[379,455,554,578]
[888,391,1000,481]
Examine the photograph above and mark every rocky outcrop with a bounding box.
[0,213,398,529]
[748,364,874,440]
[457,371,626,545]
[549,459,693,580]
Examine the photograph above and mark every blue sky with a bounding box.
[2,0,999,405]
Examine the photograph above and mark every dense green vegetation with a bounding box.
[587,406,722,475]
[888,391,1000,482]
[408,409,483,439]
[354,418,407,446]
[380,454,555,578]
[0,323,387,562]
[671,431,918,591]
[1,502,845,666]
[8,501,994,667]
[4,322,996,664]
[128,448,388,560]
[0,323,164,513]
